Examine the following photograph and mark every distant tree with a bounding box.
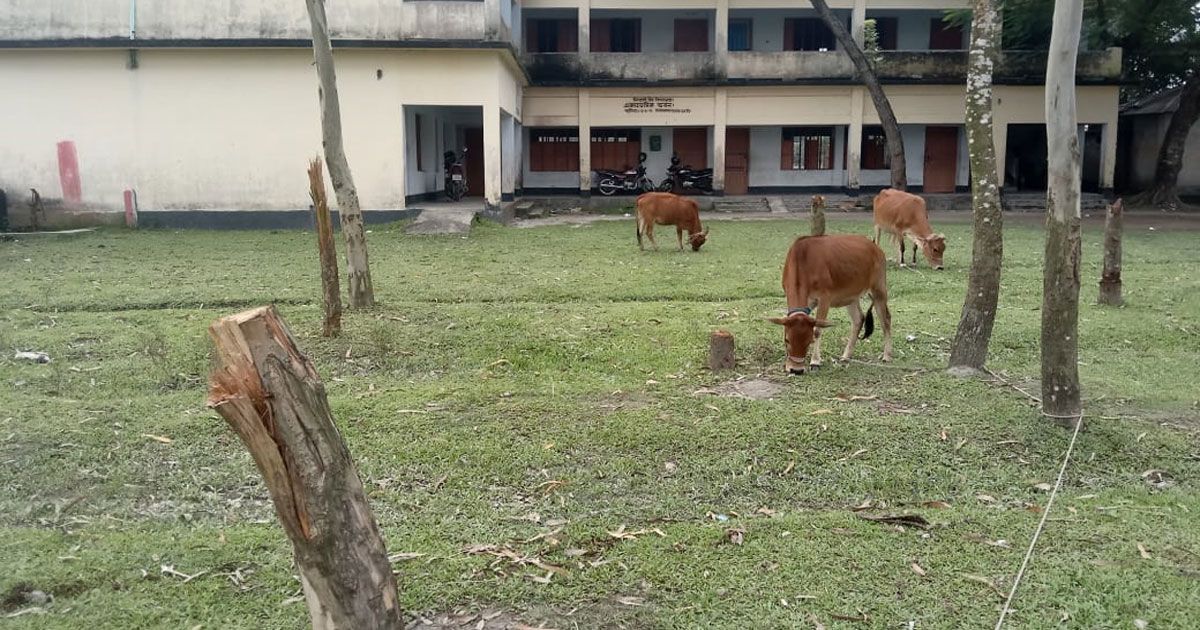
[807,0,908,190]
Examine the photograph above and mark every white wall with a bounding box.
[865,10,958,51]
[747,125,847,187]
[591,9,715,53]
[729,9,853,52]
[1128,115,1200,194]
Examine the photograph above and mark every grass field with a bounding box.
[2,214,1198,629]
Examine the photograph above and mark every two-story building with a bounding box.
[0,0,1122,226]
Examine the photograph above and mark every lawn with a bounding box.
[1,214,1198,629]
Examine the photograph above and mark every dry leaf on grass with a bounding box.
[1032,482,1054,492]
[811,409,834,416]
[976,494,997,503]
[142,434,173,444]
[1138,543,1151,559]
[536,480,568,496]
[726,528,746,545]
[387,552,426,563]
[921,501,951,509]
[525,572,554,584]
[850,499,874,512]
[615,596,645,607]
[911,563,927,577]
[782,460,796,475]
[961,573,1005,598]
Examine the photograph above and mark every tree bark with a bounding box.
[305,0,375,308]
[308,158,343,337]
[708,329,736,371]
[1098,198,1123,306]
[207,306,401,629]
[810,195,827,236]
[1134,76,1200,211]
[948,0,1003,372]
[808,0,908,190]
[1041,0,1085,427]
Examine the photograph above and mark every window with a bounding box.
[781,127,834,171]
[526,18,578,53]
[590,128,642,171]
[674,19,709,52]
[591,18,641,52]
[929,18,964,50]
[871,17,898,51]
[415,114,425,172]
[784,18,835,52]
[860,126,890,169]
[729,19,752,52]
[529,128,580,172]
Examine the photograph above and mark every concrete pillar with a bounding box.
[578,88,591,194]
[993,121,1008,184]
[713,88,728,193]
[484,0,503,41]
[851,0,867,47]
[514,122,524,193]
[484,104,503,206]
[397,106,409,205]
[1100,120,1117,191]
[715,0,729,78]
[579,0,590,56]
[501,112,516,201]
[846,88,865,191]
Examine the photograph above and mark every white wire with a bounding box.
[994,413,1085,630]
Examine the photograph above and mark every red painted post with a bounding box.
[123,189,138,228]
[56,141,83,204]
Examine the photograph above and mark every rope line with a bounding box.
[994,412,1084,630]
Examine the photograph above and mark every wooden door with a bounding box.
[590,18,611,52]
[923,126,958,193]
[674,19,709,52]
[673,127,708,170]
[464,127,484,198]
[725,128,750,195]
[929,19,964,50]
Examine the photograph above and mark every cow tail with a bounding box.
[861,299,876,340]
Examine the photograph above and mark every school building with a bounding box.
[0,0,1122,226]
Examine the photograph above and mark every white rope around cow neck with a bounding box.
[994,412,1084,630]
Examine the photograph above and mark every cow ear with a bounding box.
[767,316,789,325]
[814,319,834,328]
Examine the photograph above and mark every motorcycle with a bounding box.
[597,152,656,196]
[658,154,714,195]
[443,148,468,201]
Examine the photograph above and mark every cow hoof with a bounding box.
[935,266,944,271]
[880,355,893,363]
[787,366,807,376]
[808,363,822,372]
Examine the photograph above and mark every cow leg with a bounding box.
[676,226,685,251]
[872,288,893,362]
[898,238,907,268]
[840,301,864,362]
[645,222,659,251]
[809,301,832,370]
[873,224,882,244]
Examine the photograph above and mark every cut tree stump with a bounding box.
[1098,199,1123,306]
[709,329,736,371]
[308,158,343,337]
[810,195,826,236]
[207,306,401,630]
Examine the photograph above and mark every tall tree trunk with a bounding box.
[1098,198,1123,306]
[949,0,1003,372]
[808,0,908,190]
[308,158,343,337]
[1135,76,1200,211]
[305,0,375,308]
[207,306,401,629]
[1041,0,1085,427]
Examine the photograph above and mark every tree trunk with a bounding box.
[305,0,375,308]
[810,195,827,236]
[1135,76,1200,211]
[1098,198,1123,306]
[207,306,402,629]
[708,329,736,371]
[948,0,1003,373]
[308,158,343,337]
[1041,0,1085,427]
[808,0,907,190]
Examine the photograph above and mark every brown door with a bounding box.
[674,19,709,52]
[464,127,485,198]
[673,127,708,171]
[929,19,964,50]
[725,128,750,195]
[923,126,959,193]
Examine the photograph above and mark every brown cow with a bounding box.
[635,192,708,252]
[872,188,946,269]
[769,234,893,374]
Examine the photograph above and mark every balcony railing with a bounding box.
[525,52,720,84]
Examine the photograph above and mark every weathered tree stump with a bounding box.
[1098,199,1123,306]
[810,195,827,236]
[308,158,343,337]
[207,306,401,630]
[708,329,736,371]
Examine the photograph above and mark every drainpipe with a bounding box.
[128,0,139,69]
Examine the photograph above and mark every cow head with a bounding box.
[915,233,946,270]
[689,226,709,251]
[768,311,833,374]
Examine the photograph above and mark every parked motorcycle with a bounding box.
[659,154,714,195]
[443,148,468,201]
[597,152,656,196]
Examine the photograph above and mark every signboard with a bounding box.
[591,94,714,126]
[622,96,693,115]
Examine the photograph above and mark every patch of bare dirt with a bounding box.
[696,377,786,401]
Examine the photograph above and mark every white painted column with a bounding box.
[846,88,865,191]
[484,0,503,40]
[715,0,729,78]
[1100,120,1117,191]
[579,0,591,57]
[501,112,516,200]
[484,103,503,206]
[397,106,408,205]
[851,0,867,47]
[578,88,592,194]
[713,88,728,193]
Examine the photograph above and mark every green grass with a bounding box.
[1,215,1198,629]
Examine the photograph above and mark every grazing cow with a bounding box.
[872,188,946,269]
[769,234,893,374]
[635,192,708,252]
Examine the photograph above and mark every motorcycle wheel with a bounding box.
[640,179,655,193]
[598,178,619,196]
[657,180,674,192]
[448,182,466,202]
